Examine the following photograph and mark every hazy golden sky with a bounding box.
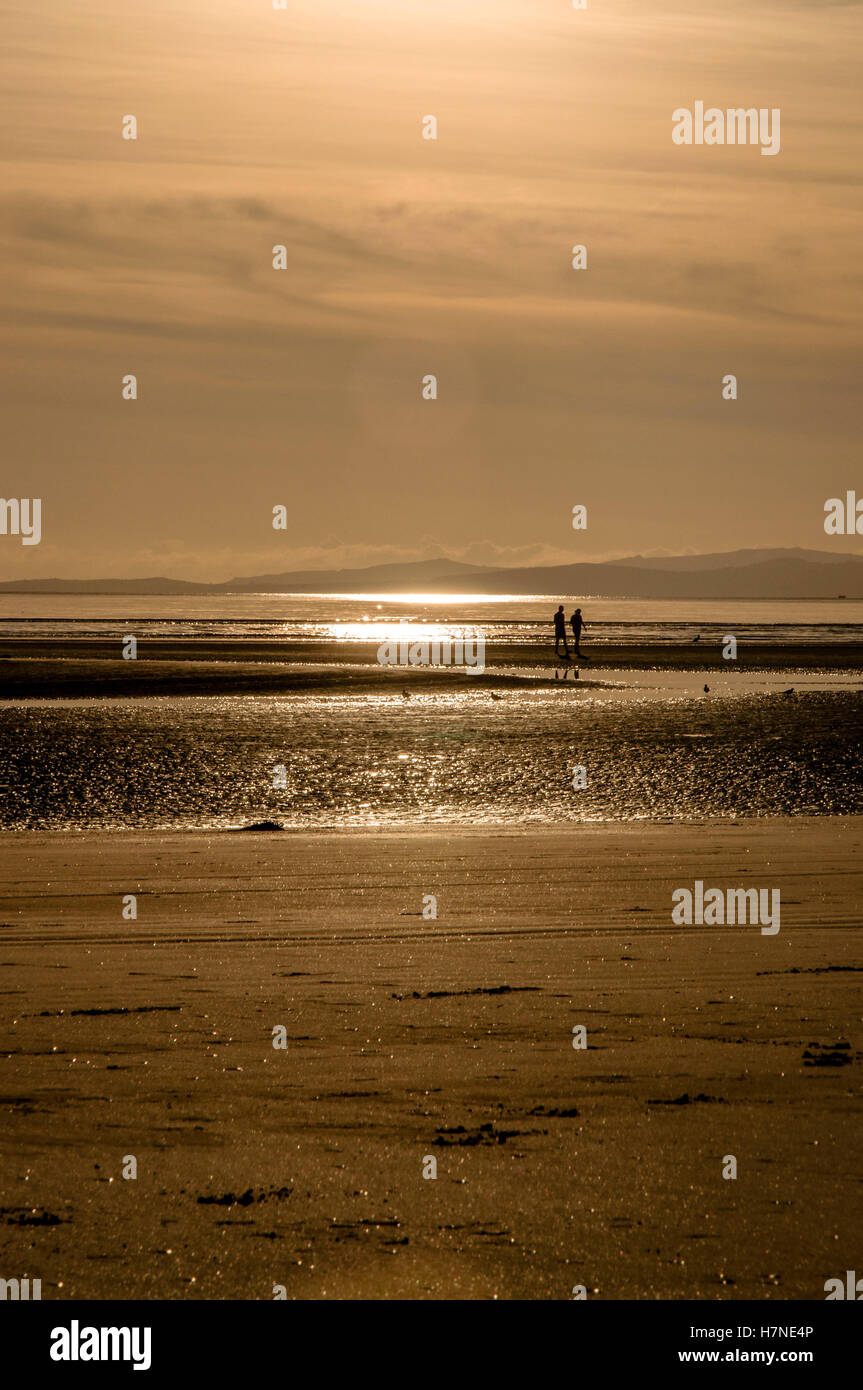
[2,0,862,579]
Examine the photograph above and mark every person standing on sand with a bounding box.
[554,605,569,658]
[570,607,589,659]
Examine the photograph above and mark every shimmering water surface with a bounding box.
[2,597,860,829]
[2,593,862,644]
[2,684,860,830]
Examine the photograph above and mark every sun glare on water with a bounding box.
[325,620,483,645]
[312,591,517,645]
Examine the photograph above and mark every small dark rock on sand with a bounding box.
[648,1093,728,1106]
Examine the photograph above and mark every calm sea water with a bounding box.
[2,593,862,643]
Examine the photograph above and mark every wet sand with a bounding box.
[0,819,860,1300]
[1,635,861,698]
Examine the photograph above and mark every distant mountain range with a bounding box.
[2,549,862,599]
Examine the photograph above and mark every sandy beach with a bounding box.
[1,819,860,1300]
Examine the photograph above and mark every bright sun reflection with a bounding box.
[308,592,524,605]
[326,621,483,643]
[309,591,515,643]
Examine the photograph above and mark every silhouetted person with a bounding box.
[554,605,569,658]
[570,607,589,659]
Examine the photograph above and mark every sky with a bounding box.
[2,0,862,580]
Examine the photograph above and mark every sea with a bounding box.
[2,592,861,644]
[1,594,861,831]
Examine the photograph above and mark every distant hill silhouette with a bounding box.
[615,547,861,571]
[2,550,861,598]
[425,556,863,599]
[212,557,485,592]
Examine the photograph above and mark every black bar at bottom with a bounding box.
[4,1298,857,1376]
